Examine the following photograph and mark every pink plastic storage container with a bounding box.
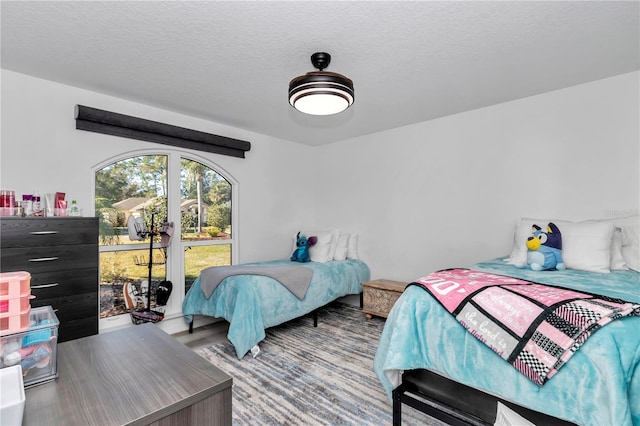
[0,307,31,335]
[0,272,32,335]
[0,296,34,315]
[0,272,31,298]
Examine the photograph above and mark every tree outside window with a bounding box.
[95,154,233,319]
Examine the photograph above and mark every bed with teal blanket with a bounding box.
[374,258,640,426]
[183,259,370,359]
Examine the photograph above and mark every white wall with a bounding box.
[2,70,638,331]
[0,70,315,263]
[314,71,639,282]
[0,70,317,333]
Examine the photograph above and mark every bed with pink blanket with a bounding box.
[375,259,640,425]
[375,216,640,425]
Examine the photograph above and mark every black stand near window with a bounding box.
[129,212,172,324]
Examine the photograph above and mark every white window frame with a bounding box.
[92,148,238,334]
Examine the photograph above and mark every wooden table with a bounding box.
[23,323,232,426]
[362,279,409,320]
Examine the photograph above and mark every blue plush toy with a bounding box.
[522,222,566,271]
[290,232,318,263]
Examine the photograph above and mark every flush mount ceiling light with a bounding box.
[288,52,354,116]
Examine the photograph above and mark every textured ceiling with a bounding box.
[1,1,638,147]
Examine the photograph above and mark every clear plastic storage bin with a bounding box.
[0,306,59,388]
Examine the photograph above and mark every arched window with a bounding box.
[94,150,235,329]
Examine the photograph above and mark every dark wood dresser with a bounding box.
[0,217,98,342]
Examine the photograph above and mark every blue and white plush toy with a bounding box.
[521,222,566,271]
[291,232,318,263]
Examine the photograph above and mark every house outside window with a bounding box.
[94,151,235,326]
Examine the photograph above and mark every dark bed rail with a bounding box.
[394,370,577,426]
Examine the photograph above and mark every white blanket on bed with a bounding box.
[199,264,314,299]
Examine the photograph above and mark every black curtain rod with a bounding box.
[75,105,251,158]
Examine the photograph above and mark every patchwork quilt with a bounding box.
[413,268,640,385]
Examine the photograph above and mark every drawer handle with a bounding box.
[28,257,59,262]
[29,231,59,235]
[31,283,60,289]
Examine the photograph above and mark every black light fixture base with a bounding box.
[311,52,331,71]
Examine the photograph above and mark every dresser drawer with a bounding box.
[32,292,98,343]
[57,316,99,343]
[1,218,98,248]
[0,244,97,274]
[29,268,97,299]
[42,300,98,342]
[32,292,98,322]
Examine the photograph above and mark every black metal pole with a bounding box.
[147,212,154,311]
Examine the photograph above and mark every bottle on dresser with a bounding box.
[32,191,43,216]
[22,194,33,216]
[68,200,82,217]
[0,190,15,216]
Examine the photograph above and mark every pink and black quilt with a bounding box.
[413,268,640,385]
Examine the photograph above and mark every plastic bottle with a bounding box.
[32,192,42,216]
[22,194,33,216]
[0,190,9,216]
[69,200,81,217]
[1,190,16,216]
[7,191,15,214]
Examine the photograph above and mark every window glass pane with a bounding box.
[180,158,231,242]
[99,248,167,318]
[96,153,235,322]
[184,244,231,293]
[96,155,168,246]
[96,155,168,319]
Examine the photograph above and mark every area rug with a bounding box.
[195,302,446,425]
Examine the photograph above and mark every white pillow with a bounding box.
[292,230,335,263]
[561,221,614,273]
[587,216,638,270]
[347,233,359,260]
[334,233,350,261]
[609,228,628,270]
[508,218,614,273]
[329,229,340,260]
[614,216,639,272]
[620,224,640,272]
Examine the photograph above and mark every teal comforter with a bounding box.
[183,259,370,359]
[374,258,640,426]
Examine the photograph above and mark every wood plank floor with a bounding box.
[173,320,229,350]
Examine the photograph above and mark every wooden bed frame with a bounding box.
[393,369,576,426]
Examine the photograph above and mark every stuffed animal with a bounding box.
[291,232,318,263]
[522,222,566,271]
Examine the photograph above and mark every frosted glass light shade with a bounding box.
[289,70,354,115]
